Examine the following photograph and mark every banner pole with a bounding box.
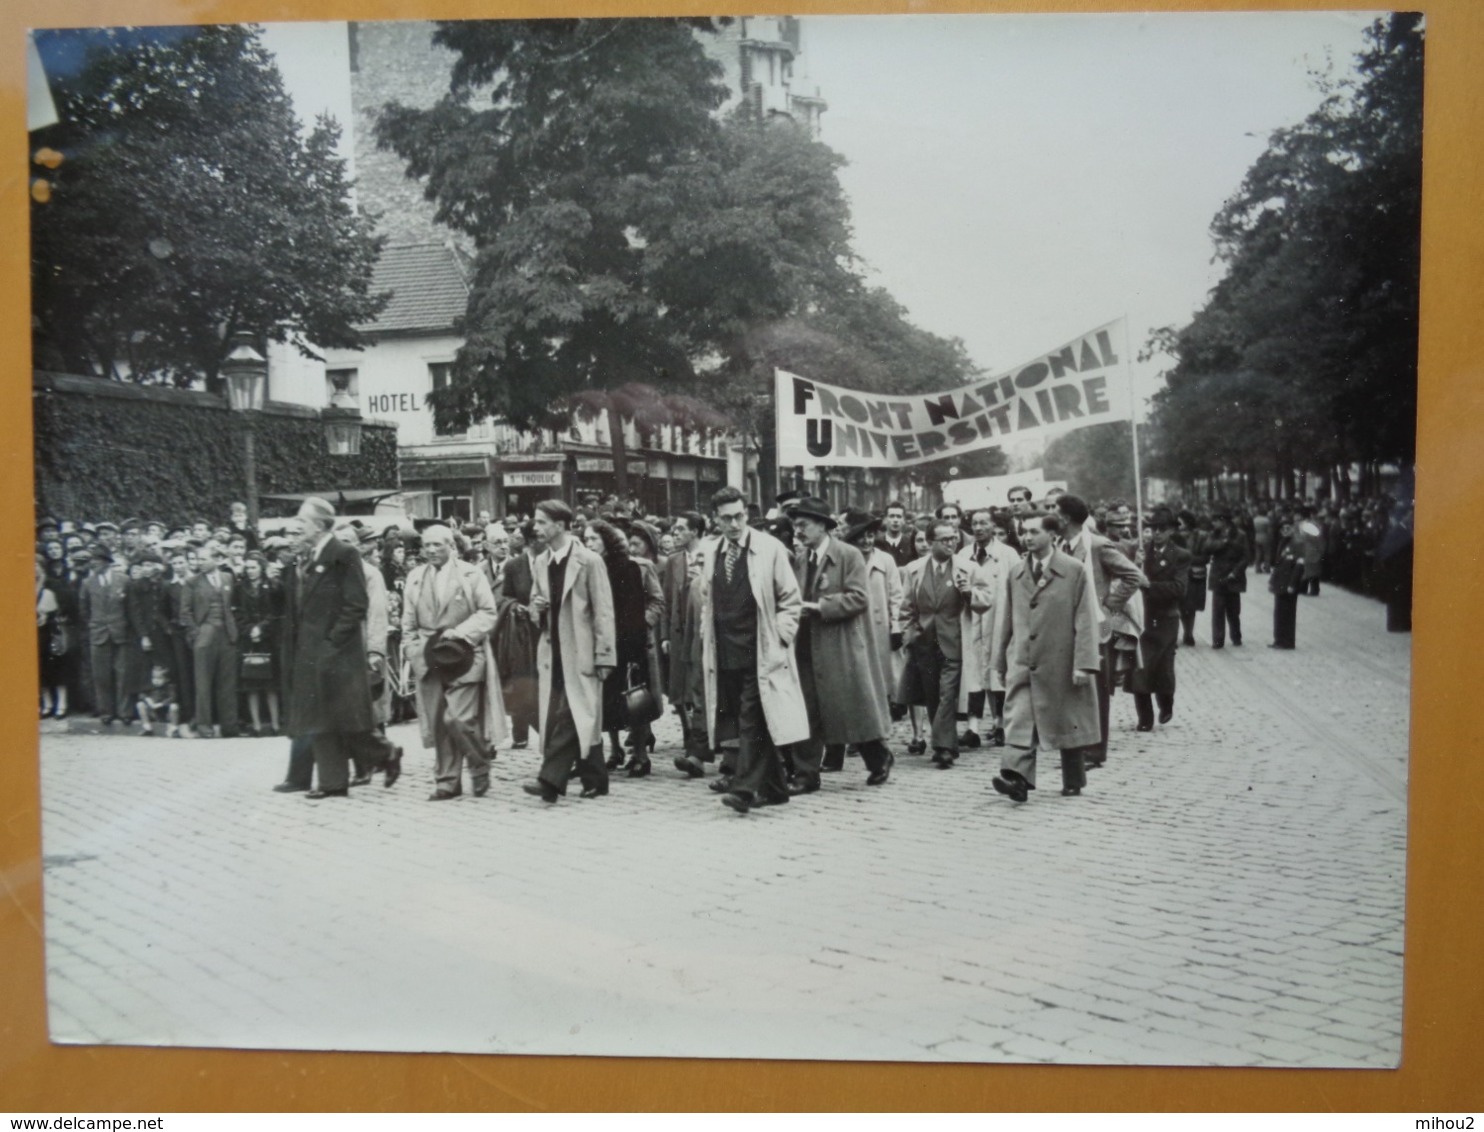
[1123,314,1143,536]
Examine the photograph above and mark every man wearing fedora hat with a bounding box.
[402,524,504,800]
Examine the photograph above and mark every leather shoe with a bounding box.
[306,788,348,800]
[427,789,460,801]
[579,784,609,798]
[626,756,651,778]
[787,775,820,796]
[990,726,1005,747]
[1135,721,1153,732]
[1158,708,1173,725]
[959,729,981,749]
[272,781,309,794]
[866,752,894,787]
[931,750,956,768]
[522,781,559,804]
[721,793,751,814]
[350,773,372,787]
[674,754,705,778]
[1061,786,1082,797]
[708,776,735,794]
[992,775,1028,803]
[510,740,529,750]
[384,747,403,788]
[473,780,489,798]
[906,739,927,756]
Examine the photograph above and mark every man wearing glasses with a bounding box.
[696,486,810,814]
[901,520,970,768]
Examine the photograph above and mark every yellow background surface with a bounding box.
[2,0,1478,1111]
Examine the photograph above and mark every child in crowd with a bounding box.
[137,663,180,737]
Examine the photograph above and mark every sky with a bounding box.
[259,12,1377,414]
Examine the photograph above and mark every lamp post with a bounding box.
[221,331,267,530]
[323,370,363,457]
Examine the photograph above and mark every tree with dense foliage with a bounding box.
[31,25,387,390]
[1145,13,1422,500]
[376,18,989,500]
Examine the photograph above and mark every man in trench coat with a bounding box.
[696,486,810,814]
[523,500,616,803]
[787,497,894,794]
[990,512,1103,802]
[281,498,392,799]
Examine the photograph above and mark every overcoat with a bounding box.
[991,549,1102,751]
[658,548,698,703]
[791,537,892,745]
[864,546,904,699]
[1207,531,1251,594]
[401,558,507,751]
[361,560,391,725]
[282,535,374,737]
[636,556,666,702]
[531,541,616,755]
[696,527,810,749]
[892,556,930,706]
[955,540,1019,703]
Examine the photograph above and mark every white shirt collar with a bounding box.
[547,536,573,566]
[312,531,335,560]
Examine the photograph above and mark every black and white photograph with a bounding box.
[28,11,1418,1066]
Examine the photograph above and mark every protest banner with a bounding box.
[775,318,1133,470]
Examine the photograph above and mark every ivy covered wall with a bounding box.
[33,372,399,524]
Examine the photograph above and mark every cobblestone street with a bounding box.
[37,583,1408,1067]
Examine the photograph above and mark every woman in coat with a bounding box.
[583,519,655,777]
[37,554,76,719]
[235,552,283,735]
[493,523,540,748]
[1269,518,1304,649]
[618,518,667,756]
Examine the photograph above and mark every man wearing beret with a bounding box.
[401,523,503,800]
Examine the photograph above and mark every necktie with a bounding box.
[724,539,740,583]
[805,551,818,597]
[1032,558,1044,585]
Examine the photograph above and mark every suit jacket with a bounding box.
[281,535,373,736]
[876,531,918,571]
[901,554,966,659]
[1064,529,1147,616]
[185,568,240,647]
[80,568,129,646]
[1141,542,1192,616]
[1207,530,1251,593]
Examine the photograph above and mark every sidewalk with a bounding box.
[37,582,1408,1066]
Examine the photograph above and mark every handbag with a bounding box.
[240,651,273,681]
[620,663,661,729]
[48,620,72,659]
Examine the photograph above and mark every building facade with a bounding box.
[268,18,827,518]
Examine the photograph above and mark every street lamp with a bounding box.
[220,331,267,528]
[323,371,363,456]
